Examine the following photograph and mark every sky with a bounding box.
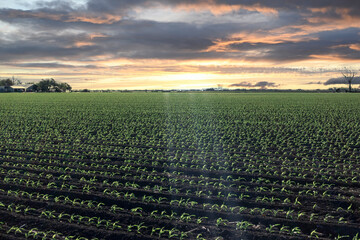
[0,0,360,90]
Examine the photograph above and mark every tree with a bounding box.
[58,82,72,92]
[35,78,72,92]
[37,78,54,92]
[11,76,22,85]
[341,68,356,92]
[0,79,14,87]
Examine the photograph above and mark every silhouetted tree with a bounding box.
[36,78,72,92]
[0,79,14,87]
[341,68,356,92]
[58,82,72,92]
[37,78,54,92]
[11,76,22,85]
[0,76,22,87]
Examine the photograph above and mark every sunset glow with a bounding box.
[0,1,360,90]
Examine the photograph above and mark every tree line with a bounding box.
[0,78,72,92]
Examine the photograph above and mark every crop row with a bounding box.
[1,93,360,239]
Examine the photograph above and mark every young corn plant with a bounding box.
[216,218,229,227]
[310,229,321,239]
[236,221,253,230]
[266,224,280,233]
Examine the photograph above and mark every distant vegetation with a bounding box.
[0,78,16,87]
[36,78,72,92]
[0,78,71,92]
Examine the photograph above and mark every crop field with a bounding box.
[0,92,360,240]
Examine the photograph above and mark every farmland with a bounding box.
[0,92,360,240]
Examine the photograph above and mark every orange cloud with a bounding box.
[349,44,360,51]
[89,33,108,39]
[309,7,332,14]
[66,13,121,24]
[67,33,108,48]
[174,1,277,15]
[73,42,94,47]
[176,3,241,15]
[305,7,360,27]
[206,30,318,53]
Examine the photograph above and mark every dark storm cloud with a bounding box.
[15,63,79,68]
[0,11,265,61]
[85,0,360,18]
[228,28,360,62]
[0,44,95,62]
[0,0,360,63]
[317,28,360,43]
[0,29,105,62]
[324,77,360,85]
[229,81,279,89]
[86,0,148,13]
[0,8,121,26]
[13,62,99,69]
[85,0,360,11]
[106,21,216,51]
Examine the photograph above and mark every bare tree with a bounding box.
[341,68,356,92]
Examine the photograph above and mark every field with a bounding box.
[0,92,360,240]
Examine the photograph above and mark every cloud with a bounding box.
[307,81,323,85]
[2,0,360,63]
[228,27,360,62]
[0,9,121,24]
[13,62,99,69]
[84,0,360,17]
[229,81,279,89]
[324,77,360,85]
[197,66,337,74]
[0,15,259,61]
